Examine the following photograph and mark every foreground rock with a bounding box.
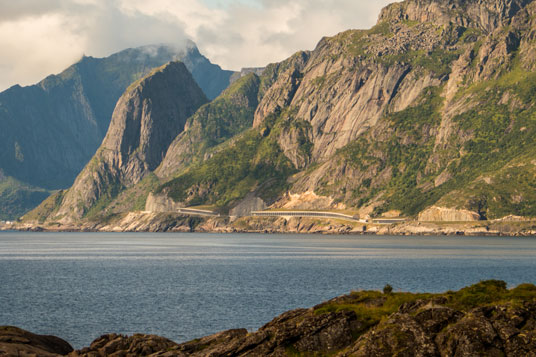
[69,334,178,357]
[3,281,536,356]
[0,326,73,356]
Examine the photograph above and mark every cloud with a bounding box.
[0,0,393,91]
[0,13,84,91]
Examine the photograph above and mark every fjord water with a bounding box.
[1,232,536,348]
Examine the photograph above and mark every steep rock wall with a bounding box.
[53,62,207,221]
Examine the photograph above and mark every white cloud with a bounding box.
[0,0,393,91]
[0,13,84,91]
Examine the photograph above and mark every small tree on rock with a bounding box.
[383,284,393,294]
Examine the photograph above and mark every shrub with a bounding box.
[383,284,393,294]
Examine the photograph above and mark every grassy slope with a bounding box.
[156,120,296,210]
[159,73,261,178]
[314,280,536,339]
[0,176,51,220]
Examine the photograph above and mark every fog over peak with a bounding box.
[0,0,393,91]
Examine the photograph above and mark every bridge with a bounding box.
[251,210,365,222]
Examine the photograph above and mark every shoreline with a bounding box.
[4,214,536,237]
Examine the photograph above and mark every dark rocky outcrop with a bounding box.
[0,326,73,356]
[68,333,179,357]
[4,281,536,356]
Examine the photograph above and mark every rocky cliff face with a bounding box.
[157,73,261,178]
[379,0,532,32]
[3,281,536,356]
[418,206,482,221]
[28,0,536,227]
[245,0,536,220]
[52,62,207,221]
[153,0,536,220]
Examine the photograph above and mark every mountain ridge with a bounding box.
[0,42,233,220]
[22,0,536,232]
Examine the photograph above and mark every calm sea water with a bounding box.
[1,232,536,348]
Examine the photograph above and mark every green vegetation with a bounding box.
[340,87,444,216]
[160,73,261,180]
[440,158,536,219]
[102,173,161,216]
[379,48,461,76]
[132,174,160,211]
[0,176,51,220]
[83,181,124,221]
[340,21,461,76]
[383,284,393,294]
[188,74,259,150]
[314,280,536,337]
[368,21,392,37]
[156,111,296,208]
[436,65,536,218]
[20,190,64,223]
[336,51,536,219]
[315,290,434,336]
[21,192,63,223]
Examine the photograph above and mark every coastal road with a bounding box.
[176,208,220,217]
[251,210,365,222]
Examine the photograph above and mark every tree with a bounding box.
[383,284,393,294]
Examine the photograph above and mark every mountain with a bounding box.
[26,0,536,230]
[0,42,233,220]
[158,0,536,220]
[52,62,207,222]
[31,70,262,224]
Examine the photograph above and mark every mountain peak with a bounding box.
[379,0,533,32]
[50,59,208,221]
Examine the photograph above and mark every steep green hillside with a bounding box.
[157,73,262,178]
[317,54,536,219]
[0,174,50,220]
[157,126,296,210]
[154,0,536,220]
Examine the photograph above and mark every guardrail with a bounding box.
[176,208,219,217]
[371,218,407,225]
[251,211,364,222]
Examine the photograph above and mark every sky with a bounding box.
[0,0,394,91]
